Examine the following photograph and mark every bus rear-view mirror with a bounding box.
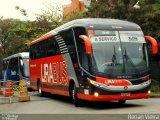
[79,35,92,55]
[145,35,158,55]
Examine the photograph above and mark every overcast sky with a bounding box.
[0,0,71,20]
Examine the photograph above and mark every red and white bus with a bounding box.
[29,18,158,107]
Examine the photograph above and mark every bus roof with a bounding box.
[31,18,142,45]
[3,52,29,61]
[51,18,141,33]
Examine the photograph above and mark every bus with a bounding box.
[29,18,158,107]
[2,52,30,87]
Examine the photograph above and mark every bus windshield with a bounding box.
[90,30,149,76]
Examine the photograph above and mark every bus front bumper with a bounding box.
[77,92,150,101]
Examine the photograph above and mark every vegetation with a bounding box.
[151,85,160,93]
[88,0,160,40]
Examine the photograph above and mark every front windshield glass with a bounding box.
[90,30,148,76]
[119,31,148,74]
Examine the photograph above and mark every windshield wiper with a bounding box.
[112,45,117,66]
[110,45,119,75]
[123,47,138,73]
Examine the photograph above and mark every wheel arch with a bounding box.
[69,77,79,97]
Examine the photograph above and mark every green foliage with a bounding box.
[15,6,28,17]
[88,0,160,39]
[0,2,64,62]
[32,2,63,39]
[150,61,160,81]
[0,18,31,57]
[151,85,160,93]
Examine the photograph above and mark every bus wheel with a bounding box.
[72,84,81,107]
[38,81,45,97]
[118,100,126,105]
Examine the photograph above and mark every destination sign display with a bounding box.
[119,31,146,43]
[90,30,146,43]
[94,30,116,36]
[91,36,119,43]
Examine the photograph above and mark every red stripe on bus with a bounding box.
[42,87,69,96]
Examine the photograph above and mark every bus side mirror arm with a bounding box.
[79,35,93,74]
[145,35,158,55]
[79,35,92,55]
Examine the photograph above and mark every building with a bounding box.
[63,0,91,17]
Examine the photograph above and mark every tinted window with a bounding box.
[59,29,78,63]
[59,29,75,53]
[8,58,19,69]
[30,36,60,60]
[2,60,9,69]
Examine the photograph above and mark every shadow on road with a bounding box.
[82,101,144,110]
[29,91,145,110]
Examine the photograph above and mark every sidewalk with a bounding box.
[0,95,19,104]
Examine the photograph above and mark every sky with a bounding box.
[0,0,71,21]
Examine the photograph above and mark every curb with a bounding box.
[0,96,19,104]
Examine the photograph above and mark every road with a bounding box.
[0,92,160,120]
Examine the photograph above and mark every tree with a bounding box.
[15,6,28,17]
[29,2,63,40]
[88,0,160,39]
[0,18,16,55]
[0,18,32,56]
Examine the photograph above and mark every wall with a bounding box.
[63,0,85,17]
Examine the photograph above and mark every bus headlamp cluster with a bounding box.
[89,78,151,92]
[94,92,99,97]
[148,90,151,94]
[89,79,96,85]
[89,79,108,88]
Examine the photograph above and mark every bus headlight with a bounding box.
[148,90,151,94]
[89,79,95,85]
[94,92,99,97]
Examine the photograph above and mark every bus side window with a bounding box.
[73,27,89,71]
[9,58,18,70]
[59,29,78,64]
[30,45,35,60]
[8,58,19,79]
[46,37,60,57]
[2,61,7,69]
[30,37,60,60]
[30,43,41,59]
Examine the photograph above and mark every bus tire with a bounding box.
[72,84,81,107]
[37,81,45,97]
[118,100,126,104]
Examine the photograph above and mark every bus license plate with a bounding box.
[121,93,131,96]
